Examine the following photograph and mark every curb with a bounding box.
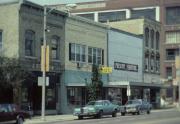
[25,115,76,124]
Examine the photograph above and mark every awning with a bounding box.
[104,81,164,88]
[66,83,86,87]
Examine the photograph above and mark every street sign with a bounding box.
[99,67,112,74]
[127,85,131,96]
[38,76,49,86]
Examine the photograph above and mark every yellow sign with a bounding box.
[41,45,50,72]
[99,67,112,74]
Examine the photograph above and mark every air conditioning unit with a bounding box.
[77,62,83,68]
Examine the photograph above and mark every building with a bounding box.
[61,16,108,113]
[107,27,161,107]
[68,0,180,104]
[0,0,67,114]
[0,0,108,114]
[107,28,143,105]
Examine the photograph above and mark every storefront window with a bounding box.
[46,88,56,109]
[67,87,81,105]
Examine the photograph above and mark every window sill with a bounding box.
[24,56,37,59]
[52,59,61,62]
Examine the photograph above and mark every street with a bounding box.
[48,109,180,124]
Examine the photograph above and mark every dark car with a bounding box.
[121,99,152,116]
[0,104,30,124]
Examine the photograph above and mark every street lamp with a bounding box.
[41,5,47,121]
[41,4,77,120]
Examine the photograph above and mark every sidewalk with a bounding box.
[25,114,76,124]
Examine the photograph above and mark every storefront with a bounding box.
[21,71,60,115]
[105,81,161,108]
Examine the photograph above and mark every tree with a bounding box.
[0,56,31,104]
[86,64,103,102]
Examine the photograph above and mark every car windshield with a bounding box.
[126,100,141,105]
[87,101,102,106]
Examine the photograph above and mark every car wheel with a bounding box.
[98,110,103,118]
[121,112,125,116]
[78,115,83,120]
[112,110,117,117]
[137,111,140,115]
[17,117,23,124]
[147,109,150,114]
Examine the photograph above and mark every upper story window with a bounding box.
[166,6,180,25]
[51,35,60,60]
[145,28,149,47]
[25,30,35,56]
[131,8,156,20]
[166,31,180,44]
[69,43,86,63]
[166,67,172,78]
[0,31,2,51]
[166,49,178,60]
[88,47,104,65]
[150,30,154,49]
[77,13,94,20]
[156,32,160,50]
[98,11,126,22]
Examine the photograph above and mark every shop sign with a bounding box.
[114,62,138,72]
[99,67,112,73]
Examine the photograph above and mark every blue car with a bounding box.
[73,100,119,119]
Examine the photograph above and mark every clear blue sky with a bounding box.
[29,0,103,5]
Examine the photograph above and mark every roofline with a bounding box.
[21,0,68,17]
[69,14,108,29]
[110,27,143,39]
[0,0,19,6]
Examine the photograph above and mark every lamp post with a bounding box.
[41,5,47,121]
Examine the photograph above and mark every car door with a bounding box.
[103,101,113,114]
[8,104,17,122]
[0,105,11,124]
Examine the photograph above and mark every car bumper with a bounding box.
[74,112,97,116]
[125,108,137,113]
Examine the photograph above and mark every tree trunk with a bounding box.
[13,82,22,106]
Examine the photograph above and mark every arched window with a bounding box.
[145,28,149,47]
[51,35,60,59]
[25,30,35,56]
[156,32,160,50]
[150,29,154,49]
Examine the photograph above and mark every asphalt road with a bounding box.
[49,108,180,124]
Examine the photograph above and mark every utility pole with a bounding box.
[41,5,47,121]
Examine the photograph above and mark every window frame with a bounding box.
[88,47,103,65]
[69,43,86,63]
[25,30,35,57]
[51,35,60,60]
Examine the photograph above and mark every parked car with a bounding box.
[121,99,152,116]
[111,100,123,112]
[73,100,119,119]
[0,104,30,124]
